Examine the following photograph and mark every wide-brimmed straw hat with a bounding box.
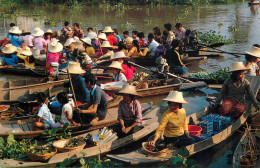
[81,37,92,46]
[101,41,112,48]
[163,91,189,104]
[111,51,129,61]
[245,46,260,58]
[62,61,86,74]
[9,26,22,34]
[22,29,31,34]
[32,27,44,37]
[87,32,97,39]
[48,38,63,53]
[108,61,124,70]
[229,62,249,72]
[21,47,32,56]
[118,85,140,96]
[45,29,53,34]
[64,38,76,47]
[2,44,17,54]
[98,33,107,41]
[102,26,114,33]
[72,37,85,51]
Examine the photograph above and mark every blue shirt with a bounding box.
[4,54,19,65]
[115,35,122,45]
[7,33,12,39]
[72,76,90,103]
[11,35,22,47]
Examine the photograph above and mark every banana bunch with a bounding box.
[131,72,149,86]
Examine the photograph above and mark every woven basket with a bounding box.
[53,138,86,153]
[142,142,167,157]
[27,148,57,162]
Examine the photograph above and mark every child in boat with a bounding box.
[149,91,202,147]
[117,85,143,137]
[33,92,55,130]
[57,92,80,126]
[215,62,260,118]
[75,74,108,125]
[108,61,127,82]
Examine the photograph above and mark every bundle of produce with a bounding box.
[188,67,230,82]
[27,144,57,161]
[0,106,37,118]
[0,105,10,112]
[93,127,118,145]
[53,138,86,153]
[130,72,149,86]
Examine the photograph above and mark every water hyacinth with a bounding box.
[198,30,235,45]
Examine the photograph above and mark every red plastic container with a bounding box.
[188,125,202,137]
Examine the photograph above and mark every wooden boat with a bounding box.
[186,47,223,58]
[107,76,260,165]
[0,101,161,167]
[0,102,153,139]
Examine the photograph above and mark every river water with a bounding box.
[0,1,257,167]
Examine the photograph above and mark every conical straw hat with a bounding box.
[101,41,112,48]
[32,27,44,37]
[81,37,92,46]
[9,26,22,34]
[45,29,53,34]
[229,62,249,72]
[111,51,129,61]
[87,32,97,39]
[163,91,189,104]
[21,47,32,56]
[245,46,260,58]
[102,26,114,33]
[108,61,124,70]
[118,85,140,96]
[2,44,17,54]
[64,38,76,47]
[48,38,63,53]
[62,61,86,74]
[98,33,107,41]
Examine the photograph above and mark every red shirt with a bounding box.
[121,63,136,80]
[106,34,118,46]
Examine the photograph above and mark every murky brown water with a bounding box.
[0,2,258,167]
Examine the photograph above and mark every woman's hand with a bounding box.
[185,132,194,140]
[148,140,156,147]
[124,127,132,134]
[121,126,126,133]
[73,122,81,126]
[75,108,82,114]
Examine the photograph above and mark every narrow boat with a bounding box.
[107,76,260,165]
[0,102,153,139]
[0,101,160,167]
[186,47,223,58]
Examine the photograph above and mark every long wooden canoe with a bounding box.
[0,101,161,167]
[186,47,223,58]
[0,102,153,140]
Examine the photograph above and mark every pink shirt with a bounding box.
[45,38,51,45]
[47,52,61,64]
[22,35,34,47]
[33,37,46,50]
[122,63,136,80]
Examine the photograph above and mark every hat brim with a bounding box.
[61,68,86,74]
[2,47,17,54]
[163,98,189,104]
[48,43,63,53]
[21,51,32,56]
[245,51,260,58]
[9,31,22,34]
[117,91,141,97]
[229,68,249,72]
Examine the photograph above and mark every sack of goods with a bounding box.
[93,127,118,145]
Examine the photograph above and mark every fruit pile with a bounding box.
[29,145,56,155]
[130,72,149,86]
[188,67,231,82]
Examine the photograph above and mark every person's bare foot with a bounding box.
[90,117,99,125]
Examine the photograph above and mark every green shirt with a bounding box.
[216,78,258,106]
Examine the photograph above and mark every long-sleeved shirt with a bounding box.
[33,37,46,51]
[122,63,136,80]
[127,46,144,57]
[118,99,143,125]
[216,78,259,106]
[4,54,19,65]
[106,34,118,46]
[86,46,95,56]
[11,35,22,47]
[155,108,188,138]
[22,35,34,47]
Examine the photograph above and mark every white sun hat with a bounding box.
[108,61,124,70]
[102,26,114,33]
[110,51,129,61]
[32,27,44,37]
[87,32,97,39]
[64,38,76,47]
[163,91,189,104]
[245,46,260,58]
[48,38,63,53]
[62,61,86,74]
[9,26,22,34]
[21,47,32,56]
[98,33,108,41]
[229,62,250,72]
[118,85,140,96]
[81,37,92,46]
[101,41,112,48]
[2,44,17,54]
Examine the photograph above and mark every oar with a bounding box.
[194,49,245,56]
[128,61,194,83]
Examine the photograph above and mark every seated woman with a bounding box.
[33,92,55,130]
[108,61,127,82]
[57,92,80,126]
[117,41,128,56]
[32,27,47,54]
[2,44,19,65]
[46,38,63,74]
[127,40,144,58]
[111,51,135,80]
[215,62,260,118]
[244,46,260,76]
[165,39,188,77]
[17,43,35,69]
[9,26,22,47]
[149,91,202,147]
[81,37,95,57]
[97,41,114,60]
[75,74,108,124]
[117,85,143,137]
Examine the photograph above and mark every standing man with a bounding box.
[73,23,84,39]
[175,23,186,41]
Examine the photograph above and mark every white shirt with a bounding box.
[175,28,186,41]
[37,103,54,124]
[247,63,259,76]
[148,40,159,56]
[61,103,73,124]
[113,72,127,82]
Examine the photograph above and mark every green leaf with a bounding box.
[0,137,5,148]
[7,134,16,145]
[80,152,86,157]
[59,158,73,167]
[170,156,183,166]
[80,158,86,166]
[50,128,58,135]
[186,159,196,167]
[178,146,189,157]
[63,123,69,130]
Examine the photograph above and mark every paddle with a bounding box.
[194,49,245,56]
[128,61,194,83]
